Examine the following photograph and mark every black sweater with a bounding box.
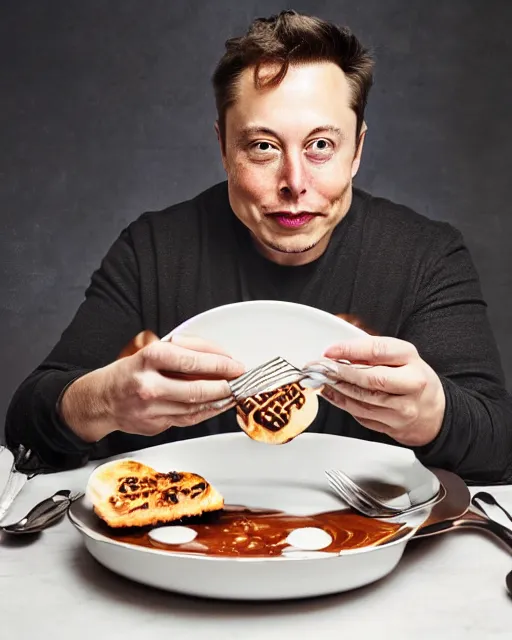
[6,182,512,483]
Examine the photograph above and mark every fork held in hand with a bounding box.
[228,357,305,401]
[227,355,370,403]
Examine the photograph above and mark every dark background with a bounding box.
[2,1,512,439]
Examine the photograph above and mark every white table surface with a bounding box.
[1,447,511,640]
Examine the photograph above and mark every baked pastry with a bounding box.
[236,382,320,445]
[86,459,224,528]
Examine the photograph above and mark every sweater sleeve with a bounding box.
[400,224,512,483]
[4,223,145,471]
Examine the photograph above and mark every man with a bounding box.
[5,10,512,482]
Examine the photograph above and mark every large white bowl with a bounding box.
[161,300,367,369]
[69,433,438,601]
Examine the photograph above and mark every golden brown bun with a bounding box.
[86,459,224,528]
[236,382,320,445]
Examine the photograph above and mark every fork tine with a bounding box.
[326,469,392,514]
[326,469,443,519]
[325,470,362,506]
[325,470,352,503]
[229,357,282,392]
[230,357,298,391]
[325,470,371,514]
[239,370,303,398]
[229,356,303,400]
[327,470,411,518]
[329,470,378,507]
[328,468,393,511]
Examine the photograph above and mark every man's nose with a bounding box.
[278,152,307,199]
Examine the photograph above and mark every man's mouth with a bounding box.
[266,211,318,229]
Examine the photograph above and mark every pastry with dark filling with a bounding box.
[87,459,224,528]
[236,382,320,445]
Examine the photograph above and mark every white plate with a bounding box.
[69,433,438,600]
[161,300,367,369]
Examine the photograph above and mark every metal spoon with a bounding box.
[472,491,512,525]
[471,491,512,598]
[0,489,83,535]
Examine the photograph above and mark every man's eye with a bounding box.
[251,141,277,152]
[308,139,332,152]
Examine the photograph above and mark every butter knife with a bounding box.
[0,445,38,524]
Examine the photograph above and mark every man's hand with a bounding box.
[60,334,245,443]
[316,336,446,447]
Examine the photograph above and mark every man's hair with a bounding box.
[212,10,374,143]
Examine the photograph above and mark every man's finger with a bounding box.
[323,337,417,367]
[328,380,393,407]
[322,387,391,432]
[136,372,235,404]
[322,387,400,428]
[137,398,232,416]
[140,341,245,379]
[319,364,426,395]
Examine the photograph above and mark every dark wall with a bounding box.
[2,1,512,438]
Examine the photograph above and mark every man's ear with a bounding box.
[351,121,367,178]
[214,121,227,171]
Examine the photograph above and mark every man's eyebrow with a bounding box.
[237,125,346,140]
[238,126,279,139]
[308,125,346,139]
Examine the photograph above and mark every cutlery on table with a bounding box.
[472,491,512,598]
[471,491,512,525]
[465,492,512,551]
[414,470,512,596]
[0,444,41,523]
[0,489,83,535]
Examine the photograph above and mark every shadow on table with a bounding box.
[0,530,42,547]
[68,535,444,618]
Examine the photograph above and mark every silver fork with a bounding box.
[325,468,445,519]
[228,357,305,401]
[227,355,371,402]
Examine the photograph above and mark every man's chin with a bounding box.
[250,227,333,264]
[260,236,320,254]
[272,243,318,254]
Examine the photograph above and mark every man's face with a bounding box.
[217,61,366,266]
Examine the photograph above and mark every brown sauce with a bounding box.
[104,505,409,558]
